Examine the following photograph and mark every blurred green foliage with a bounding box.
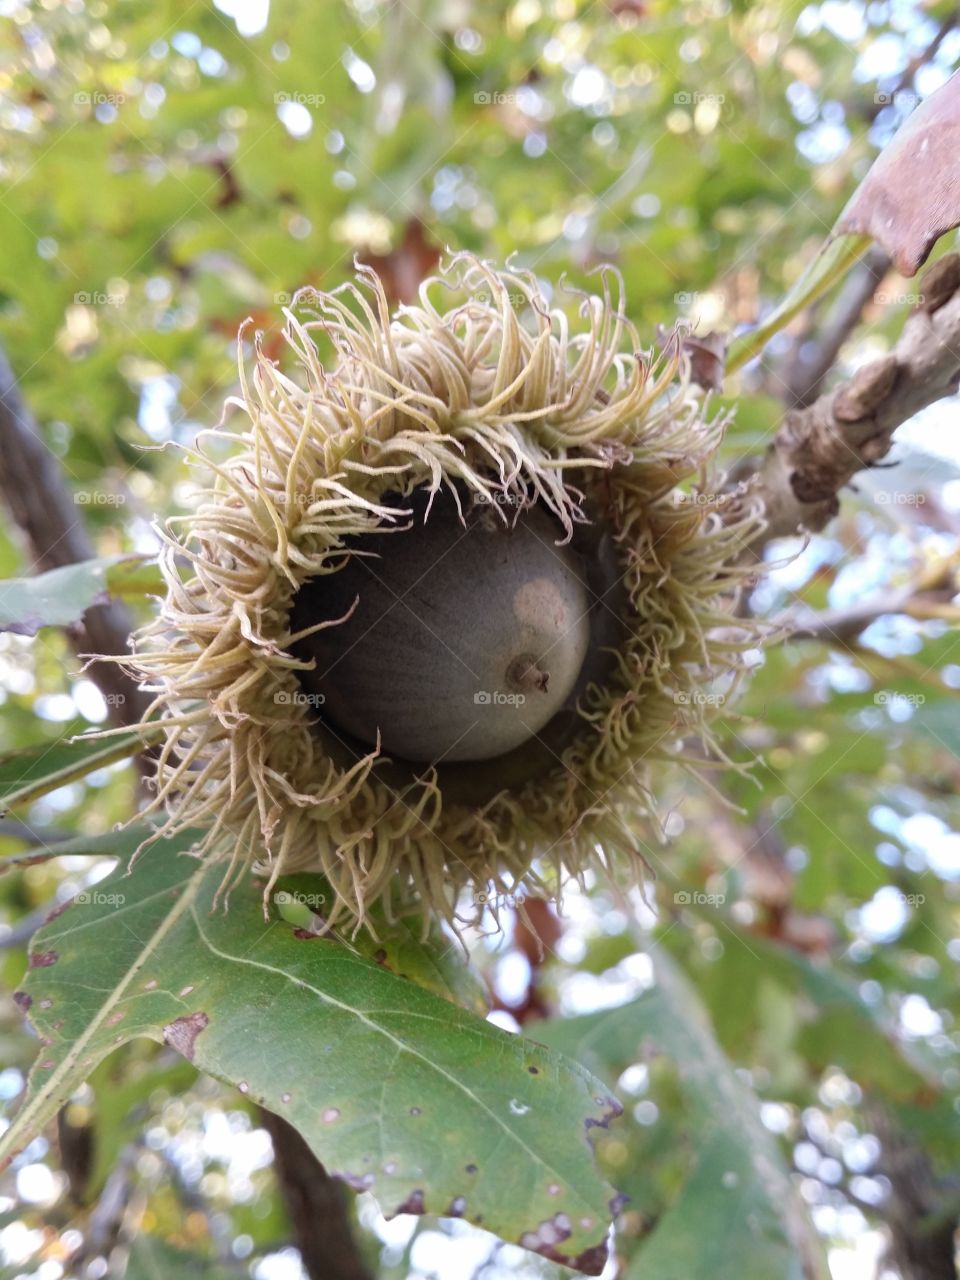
[1,1,959,1277]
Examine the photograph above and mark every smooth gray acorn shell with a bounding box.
[290,497,592,764]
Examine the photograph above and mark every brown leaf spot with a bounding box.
[395,1189,425,1216]
[29,950,58,969]
[572,1242,612,1275]
[12,991,32,1010]
[585,1094,623,1131]
[106,1010,124,1026]
[609,1191,630,1216]
[465,1163,478,1174]
[520,1214,609,1276]
[335,1171,375,1192]
[43,900,72,925]
[447,1195,467,1217]
[143,979,158,991]
[161,1011,209,1062]
[322,1107,340,1123]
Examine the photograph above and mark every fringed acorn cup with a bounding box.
[121,253,765,937]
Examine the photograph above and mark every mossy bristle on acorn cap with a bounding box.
[126,253,765,935]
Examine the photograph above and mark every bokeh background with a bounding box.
[1,1,960,1278]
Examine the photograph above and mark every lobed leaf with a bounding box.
[4,842,622,1273]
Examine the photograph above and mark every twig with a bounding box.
[71,1139,143,1263]
[729,254,960,555]
[0,343,148,725]
[775,561,957,645]
[864,9,960,123]
[781,247,892,407]
[0,900,57,950]
[0,818,72,846]
[864,1099,960,1280]
[259,1107,375,1280]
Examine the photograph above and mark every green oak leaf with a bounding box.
[0,731,148,814]
[535,945,828,1280]
[0,556,165,636]
[3,842,622,1274]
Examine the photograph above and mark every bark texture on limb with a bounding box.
[731,253,960,556]
[259,1108,375,1280]
[0,343,148,723]
[866,1101,960,1280]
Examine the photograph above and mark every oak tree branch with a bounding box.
[730,253,960,555]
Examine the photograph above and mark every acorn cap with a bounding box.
[126,253,767,936]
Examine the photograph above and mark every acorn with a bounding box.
[127,254,765,934]
[291,496,591,763]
